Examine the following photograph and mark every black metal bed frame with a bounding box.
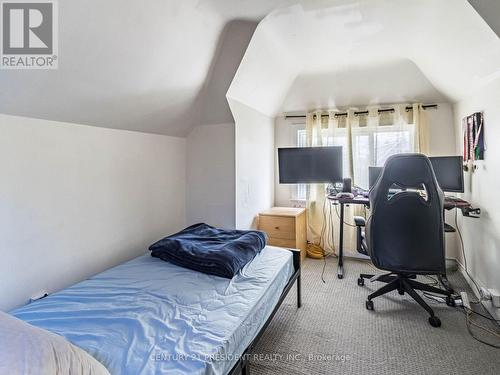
[227,248,302,375]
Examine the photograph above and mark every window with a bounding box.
[296,129,307,200]
[295,127,353,200]
[295,123,415,196]
[352,124,414,189]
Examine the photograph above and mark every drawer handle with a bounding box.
[275,226,280,230]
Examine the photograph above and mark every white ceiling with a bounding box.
[2,0,499,135]
[281,59,449,112]
[0,0,298,136]
[468,0,500,38]
[228,0,500,116]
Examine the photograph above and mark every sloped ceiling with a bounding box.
[468,0,500,38]
[0,0,298,136]
[281,59,449,112]
[2,0,499,136]
[228,0,500,116]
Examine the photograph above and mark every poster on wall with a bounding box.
[462,111,484,162]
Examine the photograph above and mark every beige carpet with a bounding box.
[249,257,500,375]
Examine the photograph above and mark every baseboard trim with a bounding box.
[449,257,500,324]
[448,257,480,298]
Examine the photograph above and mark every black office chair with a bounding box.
[354,153,453,327]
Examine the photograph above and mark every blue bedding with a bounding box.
[11,246,294,375]
[149,223,267,278]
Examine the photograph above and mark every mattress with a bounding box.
[11,246,294,375]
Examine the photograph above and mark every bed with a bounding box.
[11,245,301,375]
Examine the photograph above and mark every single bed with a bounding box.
[11,245,301,375]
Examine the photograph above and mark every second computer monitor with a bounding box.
[368,156,464,193]
[429,156,464,193]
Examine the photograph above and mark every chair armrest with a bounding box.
[354,216,366,227]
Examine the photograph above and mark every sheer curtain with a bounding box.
[305,110,357,257]
[413,103,430,154]
[305,111,328,258]
[304,103,428,257]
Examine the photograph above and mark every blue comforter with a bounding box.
[149,223,267,278]
[11,248,294,375]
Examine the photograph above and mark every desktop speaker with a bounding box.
[342,178,352,193]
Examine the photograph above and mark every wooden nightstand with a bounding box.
[258,207,307,261]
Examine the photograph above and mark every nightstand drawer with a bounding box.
[259,215,296,240]
[259,207,306,261]
[267,237,297,249]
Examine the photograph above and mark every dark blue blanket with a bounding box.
[149,223,267,278]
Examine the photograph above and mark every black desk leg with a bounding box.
[438,274,454,294]
[241,361,250,375]
[337,202,344,279]
[297,274,302,308]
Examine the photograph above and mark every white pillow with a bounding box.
[0,310,110,375]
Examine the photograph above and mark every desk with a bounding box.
[327,195,369,279]
[327,193,474,284]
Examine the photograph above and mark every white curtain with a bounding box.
[413,103,430,154]
[304,103,429,257]
[305,111,328,258]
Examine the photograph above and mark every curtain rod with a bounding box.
[285,104,438,119]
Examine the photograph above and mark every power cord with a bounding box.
[455,209,482,295]
[319,198,328,251]
[334,204,357,227]
[462,306,500,348]
[420,291,500,348]
[422,275,439,286]
[425,298,500,347]
[320,198,336,283]
[452,210,499,347]
[467,301,500,322]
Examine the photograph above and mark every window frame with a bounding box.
[294,122,415,196]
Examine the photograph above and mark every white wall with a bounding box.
[186,123,235,228]
[274,117,305,207]
[0,115,186,311]
[453,77,500,293]
[229,100,275,229]
[427,103,457,156]
[225,13,299,230]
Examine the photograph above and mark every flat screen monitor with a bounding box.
[429,156,464,193]
[278,146,343,184]
[369,166,383,189]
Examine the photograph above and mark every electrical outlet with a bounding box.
[479,287,492,300]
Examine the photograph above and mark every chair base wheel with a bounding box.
[357,278,364,286]
[366,300,374,310]
[428,316,441,327]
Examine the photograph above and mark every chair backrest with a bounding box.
[366,153,446,274]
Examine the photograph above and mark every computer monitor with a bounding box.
[278,146,343,184]
[429,156,464,193]
[369,166,383,189]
